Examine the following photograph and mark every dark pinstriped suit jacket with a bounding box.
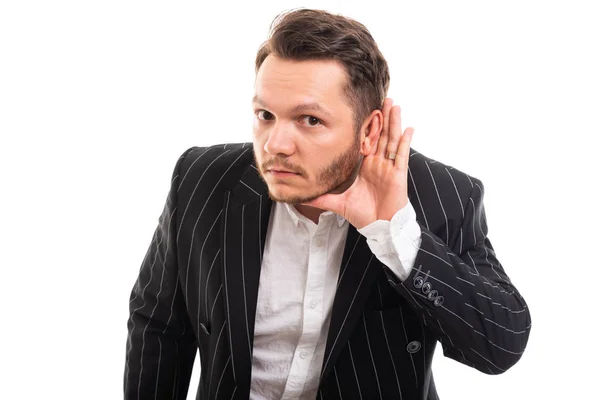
[124,143,531,399]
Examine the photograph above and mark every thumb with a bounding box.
[300,193,344,214]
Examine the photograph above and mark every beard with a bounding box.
[253,135,362,205]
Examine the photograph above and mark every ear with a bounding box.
[359,108,383,156]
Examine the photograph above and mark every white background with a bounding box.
[1,0,598,398]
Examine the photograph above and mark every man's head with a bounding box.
[252,8,390,204]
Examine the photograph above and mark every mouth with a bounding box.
[267,169,300,177]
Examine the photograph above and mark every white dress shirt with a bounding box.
[249,201,422,400]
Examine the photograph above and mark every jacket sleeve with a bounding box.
[387,178,531,374]
[124,147,198,399]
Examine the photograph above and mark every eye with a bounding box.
[300,115,323,127]
[256,110,274,121]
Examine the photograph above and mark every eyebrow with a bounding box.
[252,95,332,118]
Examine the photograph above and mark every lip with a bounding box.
[268,169,299,177]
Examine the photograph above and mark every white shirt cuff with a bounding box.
[357,202,422,281]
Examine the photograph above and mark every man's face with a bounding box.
[252,55,362,204]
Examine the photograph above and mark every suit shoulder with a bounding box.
[408,147,482,196]
[178,142,253,171]
[175,142,254,194]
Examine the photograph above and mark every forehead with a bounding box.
[253,55,350,112]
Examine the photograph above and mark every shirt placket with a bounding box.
[281,217,332,399]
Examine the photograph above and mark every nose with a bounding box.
[263,121,295,157]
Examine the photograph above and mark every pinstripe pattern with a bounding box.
[347,341,363,400]
[124,143,531,399]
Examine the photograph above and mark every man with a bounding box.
[124,8,531,400]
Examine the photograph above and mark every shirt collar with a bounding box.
[282,203,346,228]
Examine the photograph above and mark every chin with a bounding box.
[266,185,324,205]
[267,188,302,204]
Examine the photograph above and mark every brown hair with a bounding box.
[255,8,390,134]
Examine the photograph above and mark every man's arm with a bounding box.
[301,98,531,374]
[387,178,531,374]
[124,147,198,399]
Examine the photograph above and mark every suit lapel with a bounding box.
[319,148,420,383]
[221,162,271,397]
[319,224,382,382]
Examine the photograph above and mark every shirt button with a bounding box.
[309,300,317,309]
[300,350,309,359]
[315,238,325,248]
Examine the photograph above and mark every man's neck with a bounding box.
[293,204,325,225]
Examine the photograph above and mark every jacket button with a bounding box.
[433,296,444,307]
[421,282,432,295]
[427,290,438,301]
[413,276,424,289]
[407,340,421,353]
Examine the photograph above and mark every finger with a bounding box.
[376,98,394,157]
[395,127,414,171]
[386,105,403,159]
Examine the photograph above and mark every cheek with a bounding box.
[304,154,325,176]
[252,143,263,164]
[252,126,267,146]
